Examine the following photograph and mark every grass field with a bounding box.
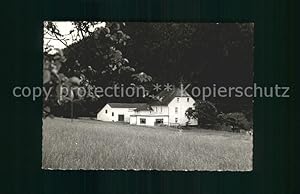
[42,118,252,171]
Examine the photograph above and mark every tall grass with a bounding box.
[42,118,252,171]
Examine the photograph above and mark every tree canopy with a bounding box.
[43,22,254,117]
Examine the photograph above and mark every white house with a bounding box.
[96,103,148,122]
[97,88,197,126]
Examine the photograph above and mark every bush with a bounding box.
[218,112,252,132]
[186,100,218,128]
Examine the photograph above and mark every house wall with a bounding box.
[97,104,112,121]
[168,96,197,125]
[129,97,197,126]
[151,106,169,114]
[129,116,137,125]
[132,110,152,115]
[132,108,168,116]
[97,105,135,122]
[98,95,198,126]
[130,115,169,126]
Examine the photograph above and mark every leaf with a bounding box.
[54,48,64,57]
[115,23,120,30]
[58,73,68,82]
[60,56,67,63]
[104,27,110,34]
[43,70,51,84]
[54,61,62,72]
[53,55,60,60]
[43,106,50,113]
[69,76,81,85]
[43,59,51,69]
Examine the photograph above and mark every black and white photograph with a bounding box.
[42,22,254,171]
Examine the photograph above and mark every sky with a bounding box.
[43,21,105,51]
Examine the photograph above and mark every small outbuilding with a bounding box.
[97,103,147,122]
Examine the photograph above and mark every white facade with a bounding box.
[130,115,169,126]
[97,104,136,122]
[97,90,198,126]
[167,96,197,126]
[129,96,197,126]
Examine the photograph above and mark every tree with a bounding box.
[43,49,82,118]
[44,22,254,117]
[44,22,153,117]
[217,112,252,132]
[123,23,254,85]
[185,100,218,127]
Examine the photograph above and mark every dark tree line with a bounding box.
[124,23,253,118]
[123,23,253,85]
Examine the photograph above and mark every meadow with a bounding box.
[42,118,252,171]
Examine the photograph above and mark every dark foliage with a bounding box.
[44,22,254,118]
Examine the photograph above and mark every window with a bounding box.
[155,119,163,124]
[112,112,114,116]
[160,106,163,112]
[187,97,189,102]
[155,107,157,112]
[105,110,108,114]
[177,97,180,102]
[175,107,178,113]
[175,118,178,123]
[140,118,146,124]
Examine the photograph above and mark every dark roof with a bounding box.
[134,104,153,111]
[104,88,191,110]
[107,103,147,109]
[150,88,191,106]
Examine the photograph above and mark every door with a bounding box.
[118,114,124,122]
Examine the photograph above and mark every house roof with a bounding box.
[103,88,191,111]
[134,104,153,111]
[150,87,191,106]
[107,103,147,109]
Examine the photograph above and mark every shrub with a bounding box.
[218,112,252,132]
[185,100,218,128]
